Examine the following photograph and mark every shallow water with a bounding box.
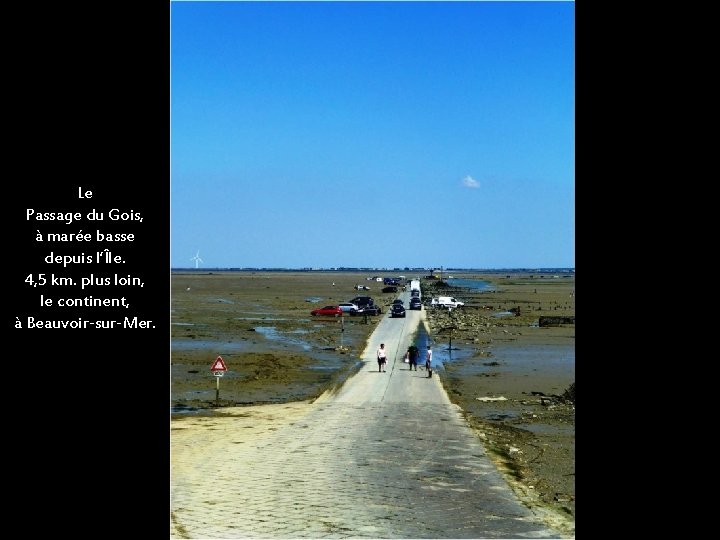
[432,335,574,379]
[171,403,202,414]
[172,339,250,352]
[424,320,574,402]
[174,389,216,403]
[253,326,313,351]
[446,277,495,291]
[489,343,575,380]
[414,324,476,370]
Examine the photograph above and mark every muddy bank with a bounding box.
[172,350,360,408]
[171,272,386,409]
[423,273,575,522]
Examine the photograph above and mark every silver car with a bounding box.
[338,302,360,313]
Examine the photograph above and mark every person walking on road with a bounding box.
[425,345,433,378]
[377,343,387,372]
[407,344,419,371]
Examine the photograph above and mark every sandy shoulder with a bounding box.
[171,401,316,477]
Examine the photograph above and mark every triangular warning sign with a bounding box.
[210,356,227,371]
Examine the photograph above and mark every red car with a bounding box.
[310,305,343,317]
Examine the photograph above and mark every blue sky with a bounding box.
[171,1,574,269]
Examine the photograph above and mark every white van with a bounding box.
[431,296,465,308]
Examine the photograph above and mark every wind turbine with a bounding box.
[191,250,203,269]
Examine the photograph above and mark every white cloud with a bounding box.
[462,175,479,188]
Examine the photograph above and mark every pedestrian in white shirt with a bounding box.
[377,343,387,372]
[425,345,433,378]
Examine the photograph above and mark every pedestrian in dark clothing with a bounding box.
[407,345,419,371]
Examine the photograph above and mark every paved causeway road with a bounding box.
[171,292,563,539]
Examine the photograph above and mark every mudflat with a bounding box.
[171,270,575,529]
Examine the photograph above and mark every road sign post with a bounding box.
[210,356,228,405]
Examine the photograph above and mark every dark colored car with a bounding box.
[392,299,404,305]
[390,303,406,318]
[382,286,398,293]
[409,297,422,310]
[351,304,382,316]
[350,296,375,308]
[348,296,381,316]
[311,305,343,317]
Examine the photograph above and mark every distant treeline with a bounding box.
[171,267,575,273]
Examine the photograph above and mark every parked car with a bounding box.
[390,303,406,318]
[338,302,360,313]
[350,296,375,309]
[311,305,343,317]
[351,304,382,316]
[409,297,422,310]
[382,286,398,293]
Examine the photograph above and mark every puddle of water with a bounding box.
[173,325,339,360]
[171,404,201,415]
[490,344,575,379]
[423,322,575,399]
[493,311,515,318]
[172,340,249,352]
[305,297,323,303]
[413,324,474,370]
[254,326,312,351]
[446,278,495,291]
[172,390,218,408]
[213,298,235,304]
[172,322,204,326]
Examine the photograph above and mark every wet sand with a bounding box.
[171,270,575,532]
